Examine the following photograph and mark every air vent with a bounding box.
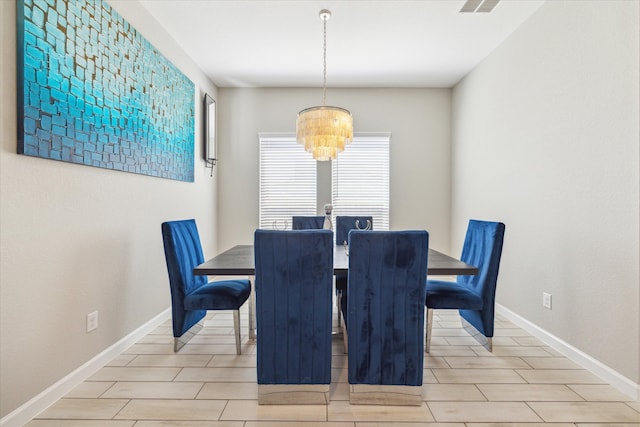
[460,0,500,13]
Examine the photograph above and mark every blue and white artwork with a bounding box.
[17,0,195,182]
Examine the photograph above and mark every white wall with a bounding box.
[452,0,639,384]
[217,87,452,252]
[0,0,218,418]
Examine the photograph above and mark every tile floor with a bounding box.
[27,306,640,426]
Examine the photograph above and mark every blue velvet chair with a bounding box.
[335,215,373,327]
[291,215,325,230]
[254,229,334,404]
[335,215,373,246]
[161,219,251,353]
[425,219,505,352]
[342,230,429,405]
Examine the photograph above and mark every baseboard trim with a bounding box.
[496,304,639,401]
[0,308,171,427]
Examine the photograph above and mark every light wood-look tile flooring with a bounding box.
[27,307,640,426]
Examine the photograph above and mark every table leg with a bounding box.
[248,275,256,341]
[332,278,344,337]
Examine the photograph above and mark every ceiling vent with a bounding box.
[460,0,500,13]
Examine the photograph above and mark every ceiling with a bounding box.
[137,0,545,88]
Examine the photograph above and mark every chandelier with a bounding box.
[296,9,353,161]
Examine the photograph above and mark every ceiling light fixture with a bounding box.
[296,9,353,161]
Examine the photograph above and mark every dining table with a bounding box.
[194,244,478,340]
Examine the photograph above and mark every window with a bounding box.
[258,133,317,229]
[332,133,390,230]
[258,133,390,231]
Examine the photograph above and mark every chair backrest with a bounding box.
[335,215,373,246]
[346,230,429,386]
[254,229,334,385]
[292,215,325,230]
[161,219,208,336]
[457,219,506,336]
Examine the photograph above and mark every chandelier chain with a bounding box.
[322,15,327,105]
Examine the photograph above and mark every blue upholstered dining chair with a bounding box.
[291,215,325,230]
[254,229,334,404]
[342,230,429,405]
[161,219,251,353]
[335,216,373,327]
[335,215,373,246]
[425,219,505,352]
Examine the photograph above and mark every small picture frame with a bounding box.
[204,94,217,166]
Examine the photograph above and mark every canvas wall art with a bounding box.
[17,0,196,182]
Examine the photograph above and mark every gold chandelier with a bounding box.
[296,9,353,161]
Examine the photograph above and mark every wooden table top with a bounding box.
[194,244,478,276]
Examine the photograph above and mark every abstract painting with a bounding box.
[17,0,195,182]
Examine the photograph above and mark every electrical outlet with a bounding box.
[87,311,98,332]
[542,292,552,309]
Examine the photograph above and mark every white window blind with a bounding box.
[332,133,390,230]
[258,133,317,229]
